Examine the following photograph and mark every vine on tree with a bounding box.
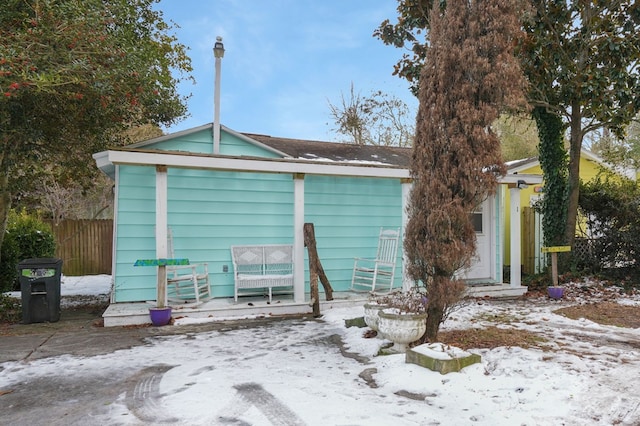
[532,106,568,248]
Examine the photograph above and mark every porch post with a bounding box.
[293,174,305,303]
[401,178,413,290]
[156,165,169,307]
[509,187,521,288]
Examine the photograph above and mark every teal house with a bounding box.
[94,123,541,326]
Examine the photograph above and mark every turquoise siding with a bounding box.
[304,175,404,291]
[149,128,214,153]
[113,168,404,301]
[114,165,157,302]
[145,128,281,158]
[114,165,294,302]
[112,128,405,302]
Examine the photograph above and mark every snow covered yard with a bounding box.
[1,276,639,425]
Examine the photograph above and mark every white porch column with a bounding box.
[401,178,413,290]
[155,165,168,306]
[293,174,305,303]
[509,187,522,288]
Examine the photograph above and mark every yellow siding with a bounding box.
[504,156,606,266]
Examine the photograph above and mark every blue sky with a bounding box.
[155,0,418,141]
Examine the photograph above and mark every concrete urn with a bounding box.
[363,302,389,332]
[377,310,427,353]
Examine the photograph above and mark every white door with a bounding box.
[463,198,493,281]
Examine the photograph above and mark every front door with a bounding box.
[463,197,493,281]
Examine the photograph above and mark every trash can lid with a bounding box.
[17,258,63,268]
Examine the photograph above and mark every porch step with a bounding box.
[102,292,368,327]
[465,284,528,298]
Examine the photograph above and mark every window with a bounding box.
[471,205,483,233]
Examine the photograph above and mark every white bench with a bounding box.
[230,245,294,303]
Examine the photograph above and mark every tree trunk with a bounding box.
[424,302,444,342]
[303,223,334,301]
[565,101,584,249]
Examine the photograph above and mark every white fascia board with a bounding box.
[499,173,543,184]
[508,160,539,174]
[92,150,116,179]
[106,150,410,179]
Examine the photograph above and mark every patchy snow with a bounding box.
[2,275,640,425]
[412,342,472,360]
[4,274,112,299]
[298,156,394,166]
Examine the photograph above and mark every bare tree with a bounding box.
[494,115,540,162]
[21,124,162,221]
[328,83,415,147]
[406,0,527,341]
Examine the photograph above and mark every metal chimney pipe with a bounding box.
[213,36,225,154]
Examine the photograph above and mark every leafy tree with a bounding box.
[377,1,640,250]
[328,83,414,147]
[374,1,434,96]
[519,1,640,248]
[406,0,526,341]
[0,0,192,256]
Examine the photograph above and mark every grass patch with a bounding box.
[554,302,640,328]
[436,326,548,350]
[474,312,522,325]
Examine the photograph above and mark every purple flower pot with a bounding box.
[149,307,172,326]
[547,286,564,300]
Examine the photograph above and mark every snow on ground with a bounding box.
[6,274,112,298]
[2,276,640,425]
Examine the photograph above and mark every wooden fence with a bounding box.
[45,219,113,276]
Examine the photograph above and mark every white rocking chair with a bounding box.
[166,228,211,305]
[351,227,400,292]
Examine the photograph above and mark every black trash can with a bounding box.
[17,258,63,324]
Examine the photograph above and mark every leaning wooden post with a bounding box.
[541,246,571,286]
[304,223,334,317]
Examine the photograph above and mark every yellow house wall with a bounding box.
[504,156,606,266]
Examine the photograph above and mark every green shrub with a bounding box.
[0,293,21,323]
[578,173,640,279]
[0,210,56,292]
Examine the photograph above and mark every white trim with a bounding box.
[509,187,522,287]
[128,123,214,148]
[155,166,168,306]
[401,180,413,290]
[110,165,120,304]
[498,174,543,184]
[224,128,292,158]
[104,149,543,184]
[293,175,305,303]
[100,124,293,159]
[507,148,633,179]
[106,149,410,179]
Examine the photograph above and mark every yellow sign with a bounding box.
[541,246,571,253]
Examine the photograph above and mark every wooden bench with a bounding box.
[230,245,294,303]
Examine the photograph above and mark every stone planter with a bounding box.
[377,310,427,353]
[363,302,389,332]
[406,343,482,374]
